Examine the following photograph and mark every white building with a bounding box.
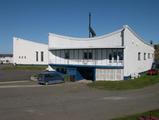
[48,25,154,81]
[13,37,48,65]
[0,54,13,64]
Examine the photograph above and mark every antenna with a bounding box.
[89,12,91,38]
[88,12,96,38]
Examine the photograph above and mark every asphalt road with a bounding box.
[0,81,159,120]
[0,64,41,81]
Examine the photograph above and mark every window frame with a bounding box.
[64,51,70,59]
[138,52,141,61]
[36,51,38,62]
[83,51,92,60]
[41,51,44,62]
[109,54,112,63]
[144,53,146,60]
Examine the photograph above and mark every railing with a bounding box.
[49,59,124,66]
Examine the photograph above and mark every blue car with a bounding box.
[38,71,64,85]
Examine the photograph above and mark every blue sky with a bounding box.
[0,0,159,53]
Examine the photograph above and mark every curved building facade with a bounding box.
[13,25,154,81]
[48,25,154,81]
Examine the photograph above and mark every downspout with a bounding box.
[121,28,125,46]
[121,27,125,80]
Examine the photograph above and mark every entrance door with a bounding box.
[77,67,94,80]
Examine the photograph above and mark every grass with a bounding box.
[112,109,159,120]
[87,74,159,90]
[2,65,47,71]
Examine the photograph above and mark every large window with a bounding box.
[148,53,150,59]
[83,51,92,59]
[109,54,112,63]
[88,52,92,59]
[138,52,141,61]
[118,52,123,60]
[84,52,87,59]
[41,51,44,62]
[65,51,69,59]
[36,51,38,62]
[113,52,117,63]
[144,53,146,60]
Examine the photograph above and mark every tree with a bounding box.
[155,44,159,63]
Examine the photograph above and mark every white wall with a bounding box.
[48,29,123,49]
[124,26,154,77]
[13,37,48,65]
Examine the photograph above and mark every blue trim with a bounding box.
[76,69,84,80]
[49,64,124,69]
[66,67,84,81]
[50,64,124,81]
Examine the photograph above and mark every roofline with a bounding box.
[49,46,125,50]
[123,25,154,47]
[49,25,154,48]
[48,28,123,41]
[13,37,48,46]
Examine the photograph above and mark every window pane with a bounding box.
[89,52,92,59]
[118,52,123,60]
[144,53,146,60]
[148,53,150,59]
[113,52,117,60]
[83,52,87,59]
[138,52,141,60]
[36,51,38,62]
[65,51,69,59]
[41,51,44,62]
[109,54,112,63]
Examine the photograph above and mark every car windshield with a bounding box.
[44,73,62,79]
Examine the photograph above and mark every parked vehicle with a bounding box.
[38,71,64,85]
[147,69,158,75]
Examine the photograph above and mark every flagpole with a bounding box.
[89,12,91,38]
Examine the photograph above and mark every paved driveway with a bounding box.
[0,81,159,120]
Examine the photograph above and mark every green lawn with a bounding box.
[87,74,159,90]
[112,109,159,120]
[2,65,47,70]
